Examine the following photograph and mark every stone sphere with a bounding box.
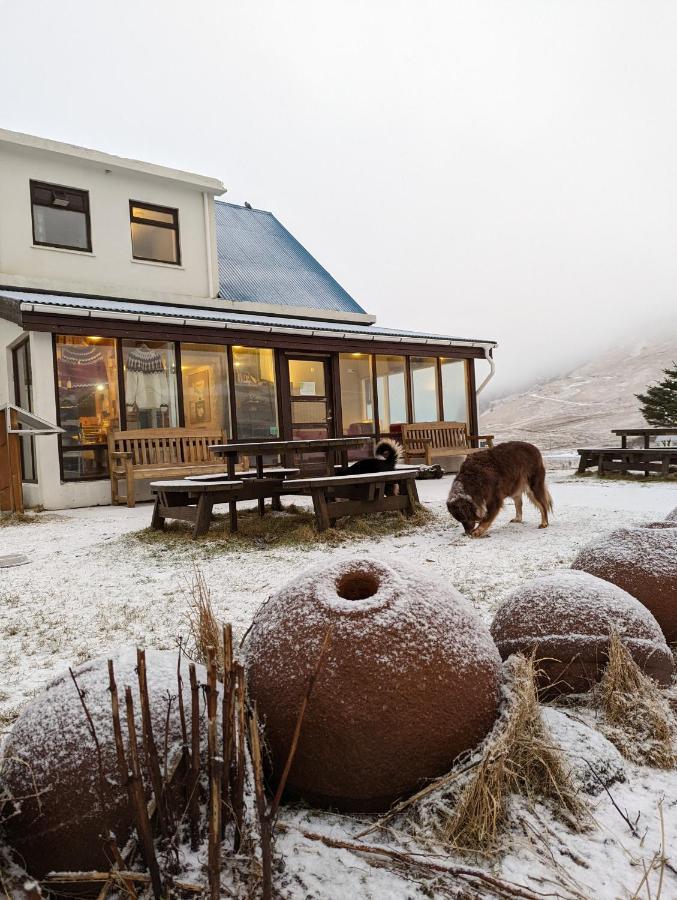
[0,649,203,880]
[572,522,677,642]
[490,571,673,695]
[245,556,502,812]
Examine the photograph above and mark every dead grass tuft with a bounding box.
[133,502,435,553]
[183,565,224,673]
[412,654,587,854]
[598,631,676,768]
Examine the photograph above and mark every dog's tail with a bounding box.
[545,487,554,513]
[375,438,403,469]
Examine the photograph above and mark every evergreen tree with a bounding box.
[636,363,677,426]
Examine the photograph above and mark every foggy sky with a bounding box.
[2,0,677,399]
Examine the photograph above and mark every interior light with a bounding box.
[96,384,105,392]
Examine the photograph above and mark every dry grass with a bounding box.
[133,502,435,553]
[183,565,224,672]
[412,654,588,854]
[598,631,676,768]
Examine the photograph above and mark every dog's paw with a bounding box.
[538,523,549,529]
[509,518,523,524]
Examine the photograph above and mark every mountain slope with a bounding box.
[480,335,677,450]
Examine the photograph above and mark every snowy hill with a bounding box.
[481,334,677,450]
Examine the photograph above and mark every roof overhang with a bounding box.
[0,290,497,356]
[0,128,226,194]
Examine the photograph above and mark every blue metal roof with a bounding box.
[0,290,496,347]
[214,201,368,316]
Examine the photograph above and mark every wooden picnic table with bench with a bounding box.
[577,447,677,476]
[150,436,421,537]
[611,427,677,448]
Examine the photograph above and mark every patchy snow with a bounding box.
[2,472,677,897]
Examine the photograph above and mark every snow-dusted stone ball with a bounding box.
[490,571,673,695]
[541,708,626,795]
[0,649,201,881]
[666,506,677,522]
[572,522,677,643]
[245,556,502,812]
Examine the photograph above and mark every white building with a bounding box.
[0,129,495,510]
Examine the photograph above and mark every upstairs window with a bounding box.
[30,180,91,251]
[130,201,180,264]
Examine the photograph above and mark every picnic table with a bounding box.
[150,436,422,537]
[612,428,677,448]
[209,436,373,520]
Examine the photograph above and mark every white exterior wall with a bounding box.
[0,140,221,303]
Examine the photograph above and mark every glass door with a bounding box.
[287,356,334,473]
[12,339,36,481]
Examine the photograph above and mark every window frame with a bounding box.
[30,179,92,252]
[129,200,181,265]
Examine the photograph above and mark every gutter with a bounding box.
[17,300,497,351]
[476,353,496,395]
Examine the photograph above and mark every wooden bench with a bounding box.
[279,469,420,531]
[577,447,677,476]
[400,422,494,470]
[108,428,229,507]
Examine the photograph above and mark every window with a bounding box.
[232,346,279,439]
[339,353,374,435]
[376,355,407,433]
[30,180,91,251]
[122,340,179,429]
[12,339,36,482]
[55,336,119,480]
[130,201,180,264]
[410,356,439,422]
[180,343,232,437]
[440,358,469,423]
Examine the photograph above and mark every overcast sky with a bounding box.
[2,0,677,398]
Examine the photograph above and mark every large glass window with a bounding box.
[440,358,469,423]
[122,340,179,429]
[12,339,36,481]
[31,181,91,251]
[410,356,439,422]
[130,201,180,264]
[232,346,279,439]
[376,355,407,433]
[56,336,119,479]
[180,343,232,437]
[339,353,374,435]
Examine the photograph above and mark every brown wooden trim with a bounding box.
[116,337,127,430]
[11,337,37,483]
[371,353,381,438]
[404,355,413,424]
[276,350,292,441]
[226,345,238,441]
[174,341,186,427]
[467,359,479,446]
[30,179,92,253]
[435,356,444,421]
[21,312,486,359]
[330,353,343,438]
[129,200,181,265]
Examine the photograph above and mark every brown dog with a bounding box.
[447,441,552,538]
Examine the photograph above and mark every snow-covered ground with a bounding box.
[1,472,677,898]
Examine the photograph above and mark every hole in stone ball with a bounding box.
[335,570,380,601]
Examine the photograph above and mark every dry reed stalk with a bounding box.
[232,663,247,853]
[188,663,200,851]
[417,654,587,854]
[222,624,235,838]
[185,566,224,673]
[598,632,676,768]
[123,686,163,899]
[136,649,168,836]
[249,704,273,900]
[206,647,222,900]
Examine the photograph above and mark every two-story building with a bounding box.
[0,128,496,509]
